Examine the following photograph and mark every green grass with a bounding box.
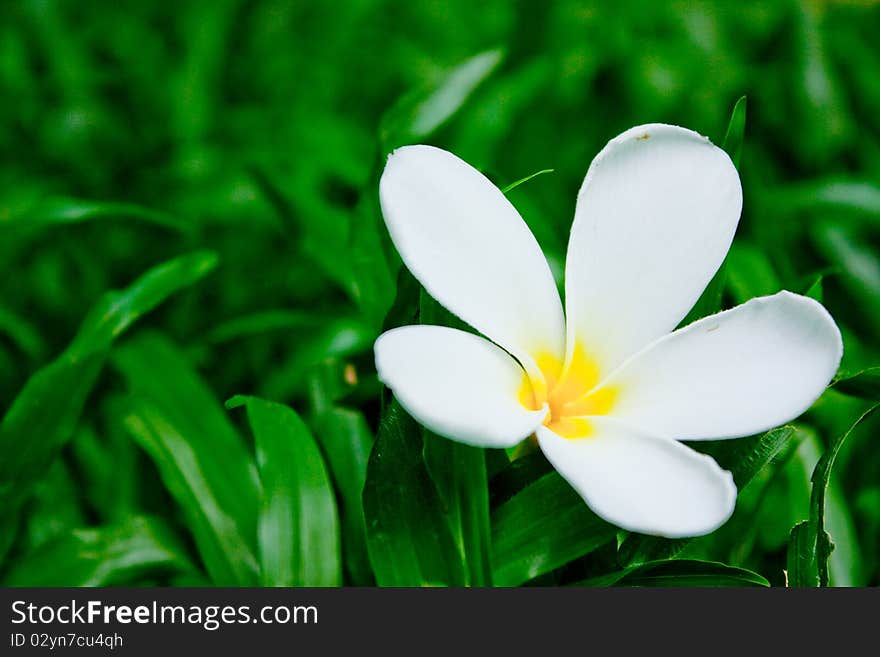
[1,0,879,587]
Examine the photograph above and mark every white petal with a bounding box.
[375,325,547,448]
[600,292,843,440]
[537,419,736,537]
[565,124,743,375]
[379,145,565,377]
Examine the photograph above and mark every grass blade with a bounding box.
[2,197,186,232]
[786,520,819,587]
[114,333,261,585]
[721,96,747,168]
[0,251,218,512]
[362,401,467,586]
[491,472,616,586]
[381,49,504,150]
[228,396,341,586]
[419,291,492,585]
[832,367,880,399]
[810,402,880,585]
[311,407,374,585]
[3,516,195,586]
[578,559,768,588]
[501,169,554,194]
[424,435,493,585]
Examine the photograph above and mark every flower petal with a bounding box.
[375,325,547,448]
[537,419,736,537]
[565,124,743,375]
[599,292,843,440]
[379,145,566,378]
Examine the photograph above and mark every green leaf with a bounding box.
[419,290,492,585]
[759,429,861,584]
[0,251,218,512]
[721,96,747,168]
[0,353,103,513]
[619,426,795,565]
[771,180,880,222]
[362,401,467,586]
[114,333,261,586]
[712,425,798,487]
[349,196,397,331]
[786,520,820,587]
[488,450,553,508]
[491,472,616,586]
[71,251,219,354]
[3,516,195,586]
[381,49,504,150]
[578,559,768,588]
[804,274,825,302]
[832,367,880,399]
[311,407,374,585]
[622,560,768,587]
[424,436,493,585]
[227,395,341,586]
[501,169,554,194]
[809,402,880,586]
[2,197,187,232]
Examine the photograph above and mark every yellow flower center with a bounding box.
[518,344,617,438]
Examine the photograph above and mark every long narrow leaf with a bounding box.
[3,197,186,232]
[311,407,374,585]
[491,472,616,586]
[363,401,467,586]
[810,402,880,585]
[3,516,195,586]
[721,96,747,167]
[114,333,260,585]
[832,367,880,399]
[380,49,504,150]
[786,521,819,587]
[424,435,493,585]
[0,251,218,512]
[577,559,768,588]
[228,396,341,586]
[420,291,492,585]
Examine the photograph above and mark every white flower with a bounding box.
[374,124,842,538]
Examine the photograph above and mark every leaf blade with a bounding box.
[114,333,261,586]
[380,49,504,150]
[0,251,218,512]
[3,516,195,586]
[578,559,768,588]
[721,95,747,168]
[362,401,467,586]
[491,472,616,586]
[228,396,341,586]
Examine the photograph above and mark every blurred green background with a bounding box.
[1,0,879,587]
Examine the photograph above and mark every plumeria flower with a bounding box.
[374,124,842,537]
